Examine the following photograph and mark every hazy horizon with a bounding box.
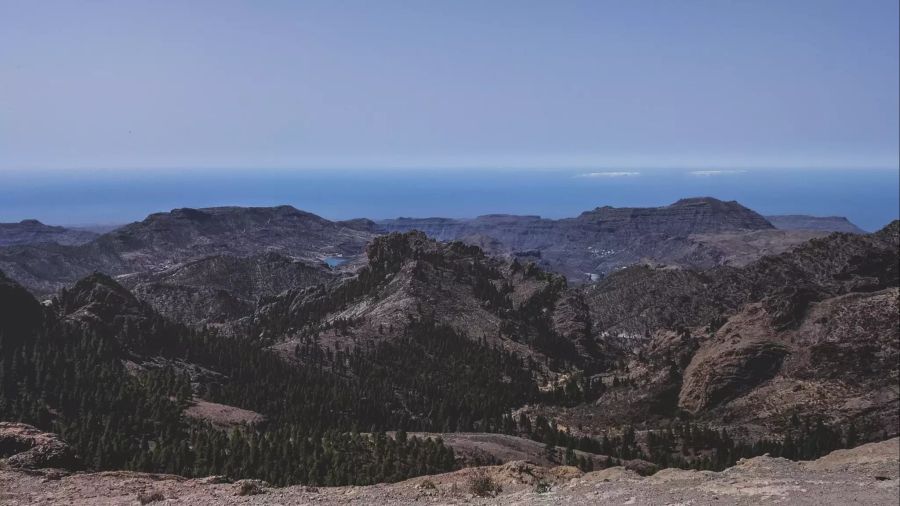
[4,167,898,232]
[3,0,899,171]
[3,2,898,230]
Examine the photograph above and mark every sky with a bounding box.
[1,0,899,171]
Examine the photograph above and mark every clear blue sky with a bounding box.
[1,0,898,171]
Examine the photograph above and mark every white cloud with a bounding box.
[688,170,747,176]
[577,171,641,178]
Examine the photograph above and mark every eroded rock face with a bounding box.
[678,305,790,413]
[0,422,79,470]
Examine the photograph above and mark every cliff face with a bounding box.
[767,214,867,234]
[539,222,900,437]
[574,197,774,235]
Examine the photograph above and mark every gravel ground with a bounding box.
[1,438,897,505]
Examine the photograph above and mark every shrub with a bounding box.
[235,480,267,496]
[468,471,502,497]
[137,490,165,504]
[534,480,552,494]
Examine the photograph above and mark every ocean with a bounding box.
[2,168,898,232]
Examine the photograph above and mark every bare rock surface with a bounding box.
[0,438,896,505]
[0,422,79,470]
[183,398,266,429]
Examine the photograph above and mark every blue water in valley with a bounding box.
[324,257,348,268]
[3,168,898,232]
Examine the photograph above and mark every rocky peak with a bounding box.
[54,272,185,357]
[0,422,79,470]
[136,205,329,231]
[365,231,486,275]
[577,197,773,235]
[337,218,380,233]
[60,272,141,317]
[671,196,739,207]
[0,269,44,342]
[875,219,899,245]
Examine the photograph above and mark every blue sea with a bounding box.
[2,168,898,232]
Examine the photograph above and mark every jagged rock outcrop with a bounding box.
[252,231,595,369]
[530,222,900,437]
[678,304,790,413]
[0,422,79,470]
[54,272,182,357]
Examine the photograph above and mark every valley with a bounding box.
[0,199,896,502]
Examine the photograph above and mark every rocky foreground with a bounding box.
[1,438,897,505]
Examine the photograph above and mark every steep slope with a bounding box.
[0,219,98,246]
[767,214,867,233]
[0,270,463,486]
[252,231,598,371]
[120,253,333,326]
[538,222,900,439]
[584,223,899,337]
[2,220,896,489]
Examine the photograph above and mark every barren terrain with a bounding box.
[1,438,896,505]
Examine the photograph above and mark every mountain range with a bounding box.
[0,197,896,494]
[0,198,866,300]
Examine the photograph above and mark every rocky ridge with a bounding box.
[0,205,372,298]
[0,219,99,247]
[378,198,834,281]
[0,422,79,470]
[120,252,334,326]
[529,221,900,438]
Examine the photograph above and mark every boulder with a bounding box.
[0,422,79,470]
